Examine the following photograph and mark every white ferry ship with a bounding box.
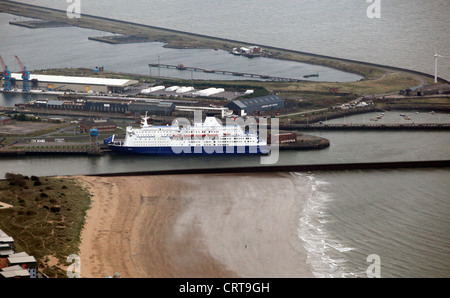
[105,114,268,155]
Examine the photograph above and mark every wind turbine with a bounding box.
[434,48,443,84]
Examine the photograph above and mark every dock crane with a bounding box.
[14,55,30,92]
[0,56,12,91]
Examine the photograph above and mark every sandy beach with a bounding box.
[76,172,313,278]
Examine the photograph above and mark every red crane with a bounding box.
[0,55,6,73]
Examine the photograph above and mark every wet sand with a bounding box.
[77,173,313,278]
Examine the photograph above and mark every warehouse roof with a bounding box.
[7,254,36,265]
[47,100,65,106]
[0,249,15,257]
[227,94,284,109]
[11,73,137,87]
[0,265,30,278]
[0,236,14,244]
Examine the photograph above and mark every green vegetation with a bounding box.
[373,96,450,111]
[0,173,91,278]
[10,113,42,122]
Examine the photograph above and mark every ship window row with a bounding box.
[134,140,253,144]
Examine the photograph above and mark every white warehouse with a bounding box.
[11,73,138,93]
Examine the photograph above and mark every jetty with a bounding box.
[278,123,450,131]
[9,20,72,28]
[149,63,300,82]
[88,160,450,177]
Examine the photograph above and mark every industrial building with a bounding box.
[79,118,117,133]
[225,94,285,116]
[26,98,176,116]
[0,116,12,125]
[128,102,175,116]
[267,132,298,144]
[10,73,138,93]
[399,84,450,96]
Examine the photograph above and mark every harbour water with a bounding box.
[0,13,362,83]
[0,92,58,108]
[0,1,449,278]
[12,0,450,81]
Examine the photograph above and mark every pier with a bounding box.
[9,20,72,28]
[149,63,300,82]
[88,35,155,45]
[0,146,103,157]
[278,123,450,131]
[88,160,450,177]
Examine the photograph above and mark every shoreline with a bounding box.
[76,173,314,278]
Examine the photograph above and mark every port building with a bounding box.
[79,118,117,133]
[399,84,450,96]
[11,73,138,93]
[225,94,285,116]
[0,116,12,125]
[27,98,176,116]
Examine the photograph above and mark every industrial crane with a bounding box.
[0,56,12,91]
[15,55,30,92]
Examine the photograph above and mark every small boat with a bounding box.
[231,48,242,56]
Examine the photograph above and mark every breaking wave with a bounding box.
[291,172,361,278]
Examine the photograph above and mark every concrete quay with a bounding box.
[278,123,450,131]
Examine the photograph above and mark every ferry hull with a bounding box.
[108,145,269,155]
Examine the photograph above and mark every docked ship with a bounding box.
[104,114,269,155]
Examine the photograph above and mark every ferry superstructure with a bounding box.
[105,115,268,155]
